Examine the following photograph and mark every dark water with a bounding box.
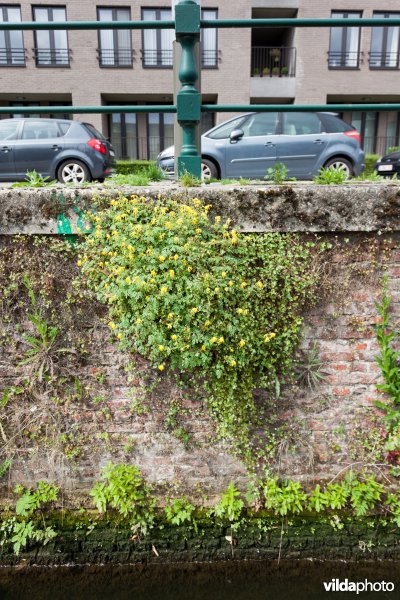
[0,561,399,600]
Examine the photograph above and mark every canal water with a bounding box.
[0,561,399,600]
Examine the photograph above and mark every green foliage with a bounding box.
[210,482,244,525]
[374,277,400,473]
[108,172,151,186]
[18,275,73,381]
[386,146,400,155]
[262,477,307,515]
[11,170,57,188]
[79,196,320,456]
[116,160,155,176]
[313,167,348,185]
[90,462,155,534]
[0,481,59,555]
[352,171,384,182]
[265,163,289,184]
[0,458,12,478]
[164,497,197,529]
[295,343,326,390]
[179,171,202,187]
[364,154,380,176]
[146,163,165,182]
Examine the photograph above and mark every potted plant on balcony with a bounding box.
[281,66,289,76]
[262,67,270,76]
[272,66,280,76]
[253,67,261,76]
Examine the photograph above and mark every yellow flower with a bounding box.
[214,287,220,293]
[158,364,165,371]
[187,266,193,272]
[168,313,174,319]
[171,335,177,341]
[173,254,179,260]
[237,308,244,315]
[125,276,131,284]
[240,281,247,289]
[264,332,277,342]
[204,320,211,327]
[160,286,168,294]
[221,272,227,278]
[218,336,224,344]
[229,281,234,287]
[151,270,156,276]
[195,228,202,234]
[257,281,263,289]
[136,318,142,325]
[169,270,175,278]
[239,340,246,348]
[158,345,165,351]
[215,216,221,223]
[159,255,166,262]
[77,260,82,267]
[117,333,123,340]
[108,321,117,330]
[201,345,207,351]
[190,307,198,315]
[230,359,237,367]
[211,336,218,344]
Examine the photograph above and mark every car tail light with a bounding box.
[87,138,107,155]
[344,130,361,144]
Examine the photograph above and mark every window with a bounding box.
[0,5,24,66]
[21,120,63,139]
[207,115,248,139]
[147,112,174,159]
[98,7,132,67]
[0,119,19,140]
[33,5,69,66]
[347,111,378,154]
[242,113,278,137]
[282,112,322,135]
[201,9,218,68]
[328,11,362,68]
[370,13,400,69]
[109,113,138,159]
[142,8,173,67]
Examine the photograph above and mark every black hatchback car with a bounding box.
[375,149,400,178]
[0,118,116,183]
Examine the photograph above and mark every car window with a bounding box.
[58,122,71,136]
[282,113,322,135]
[319,113,352,133]
[0,120,19,141]
[21,120,62,140]
[241,112,278,137]
[84,123,106,140]
[206,116,247,139]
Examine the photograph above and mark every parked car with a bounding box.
[375,149,400,178]
[157,112,364,180]
[0,118,116,183]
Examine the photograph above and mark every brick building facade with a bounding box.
[0,0,399,159]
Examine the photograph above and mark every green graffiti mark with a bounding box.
[54,192,94,237]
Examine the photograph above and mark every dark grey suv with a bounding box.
[0,118,116,183]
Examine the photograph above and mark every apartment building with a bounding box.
[0,0,399,159]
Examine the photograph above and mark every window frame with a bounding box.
[32,5,70,68]
[328,11,362,70]
[97,6,133,69]
[370,11,400,70]
[108,110,139,160]
[146,110,174,159]
[141,7,173,69]
[201,8,218,69]
[0,4,25,67]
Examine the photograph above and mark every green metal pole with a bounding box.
[175,0,201,180]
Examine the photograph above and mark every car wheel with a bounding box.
[201,159,218,181]
[57,159,91,184]
[323,157,354,178]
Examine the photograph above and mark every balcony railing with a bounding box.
[97,47,133,67]
[141,48,219,68]
[0,47,26,66]
[328,50,361,69]
[251,46,296,77]
[33,47,71,67]
[369,51,399,69]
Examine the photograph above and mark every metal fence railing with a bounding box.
[1,5,400,177]
[251,46,296,77]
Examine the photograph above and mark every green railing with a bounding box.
[2,2,400,178]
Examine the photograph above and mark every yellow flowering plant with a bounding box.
[79,195,321,458]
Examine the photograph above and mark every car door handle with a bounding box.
[264,142,275,147]
[52,144,61,151]
[313,139,325,144]
[1,146,11,152]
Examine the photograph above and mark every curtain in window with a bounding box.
[143,9,157,66]
[116,9,131,65]
[160,9,173,66]
[99,9,114,66]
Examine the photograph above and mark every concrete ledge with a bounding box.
[1,181,400,234]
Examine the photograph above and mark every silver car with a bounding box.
[157,111,365,180]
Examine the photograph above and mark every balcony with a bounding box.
[250,46,296,97]
[33,48,71,67]
[141,48,219,69]
[0,48,26,67]
[328,51,362,69]
[369,51,399,69]
[97,48,134,68]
